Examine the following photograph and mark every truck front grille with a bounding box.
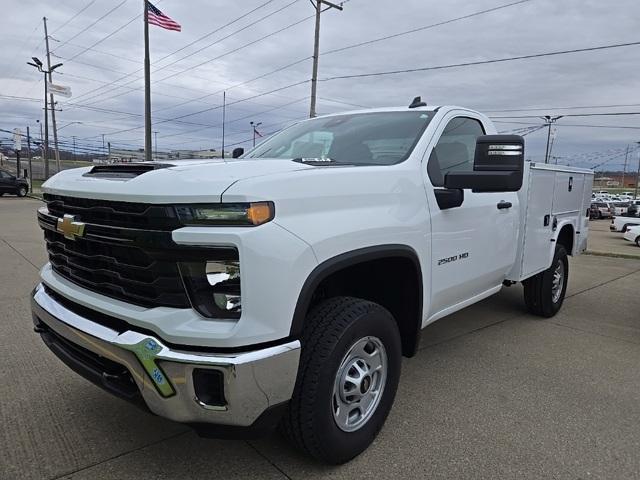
[43,193,182,230]
[43,229,190,308]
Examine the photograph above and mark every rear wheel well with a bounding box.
[556,224,574,255]
[292,248,423,357]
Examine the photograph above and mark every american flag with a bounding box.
[147,2,181,32]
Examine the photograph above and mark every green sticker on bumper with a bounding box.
[123,338,175,397]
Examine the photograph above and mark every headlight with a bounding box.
[175,202,274,226]
[179,252,241,319]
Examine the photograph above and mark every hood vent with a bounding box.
[83,163,172,179]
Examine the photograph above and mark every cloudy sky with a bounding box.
[1,0,640,170]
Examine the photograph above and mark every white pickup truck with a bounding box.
[31,100,593,464]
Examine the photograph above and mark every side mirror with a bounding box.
[444,135,524,192]
[232,147,244,159]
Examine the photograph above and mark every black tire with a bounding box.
[635,236,640,248]
[280,296,401,464]
[16,186,27,197]
[523,244,569,318]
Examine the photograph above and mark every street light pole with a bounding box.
[543,115,563,163]
[634,142,640,200]
[43,17,61,173]
[250,121,262,147]
[28,56,62,179]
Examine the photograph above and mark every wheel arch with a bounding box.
[555,223,575,255]
[290,245,423,357]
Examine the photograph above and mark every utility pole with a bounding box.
[222,91,226,159]
[634,142,640,200]
[72,136,76,161]
[154,130,158,159]
[108,142,111,162]
[543,115,563,163]
[102,134,106,159]
[622,144,629,189]
[27,126,33,192]
[43,17,61,173]
[143,0,152,162]
[309,0,343,118]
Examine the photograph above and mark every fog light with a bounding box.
[179,251,241,319]
[206,260,241,314]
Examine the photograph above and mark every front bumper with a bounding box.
[31,283,300,432]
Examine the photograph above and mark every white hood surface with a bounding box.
[42,159,313,203]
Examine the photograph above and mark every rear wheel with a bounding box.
[635,236,640,248]
[280,296,401,464]
[523,244,568,318]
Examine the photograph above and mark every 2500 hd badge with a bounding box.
[438,252,469,266]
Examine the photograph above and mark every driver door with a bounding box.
[424,114,519,318]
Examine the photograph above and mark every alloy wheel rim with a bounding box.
[332,336,387,433]
[551,260,565,303]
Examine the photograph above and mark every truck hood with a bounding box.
[42,159,313,203]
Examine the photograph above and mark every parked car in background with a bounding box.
[610,201,629,216]
[626,200,640,217]
[623,225,640,247]
[610,216,640,232]
[0,169,29,197]
[590,201,613,219]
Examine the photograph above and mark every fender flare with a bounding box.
[289,244,423,355]
[552,221,575,255]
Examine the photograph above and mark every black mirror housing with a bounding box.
[444,135,524,192]
[232,148,244,159]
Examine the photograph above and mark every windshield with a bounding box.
[244,111,434,165]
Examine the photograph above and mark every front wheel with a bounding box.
[16,186,27,197]
[523,244,569,318]
[635,236,640,248]
[280,297,401,464]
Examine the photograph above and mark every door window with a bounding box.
[427,117,485,187]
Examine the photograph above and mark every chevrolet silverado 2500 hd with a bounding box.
[31,100,593,464]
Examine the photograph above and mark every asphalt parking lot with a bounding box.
[2,197,640,480]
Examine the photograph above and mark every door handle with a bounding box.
[497,201,512,210]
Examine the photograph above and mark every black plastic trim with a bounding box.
[189,401,289,439]
[289,245,423,355]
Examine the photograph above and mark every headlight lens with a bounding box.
[175,202,274,226]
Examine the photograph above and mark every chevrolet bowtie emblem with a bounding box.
[56,214,86,241]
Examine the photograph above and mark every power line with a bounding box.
[66,12,140,61]
[83,5,312,107]
[51,0,98,35]
[322,0,533,56]
[68,0,303,105]
[484,102,640,113]
[491,111,640,119]
[320,40,640,81]
[55,0,129,49]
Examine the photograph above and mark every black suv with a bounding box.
[0,169,29,197]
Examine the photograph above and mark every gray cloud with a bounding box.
[1,0,640,170]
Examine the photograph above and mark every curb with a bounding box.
[584,250,640,261]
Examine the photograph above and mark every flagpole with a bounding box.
[144,0,152,162]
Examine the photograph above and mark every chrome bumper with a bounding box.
[31,283,300,428]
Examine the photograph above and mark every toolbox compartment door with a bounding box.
[520,168,555,278]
